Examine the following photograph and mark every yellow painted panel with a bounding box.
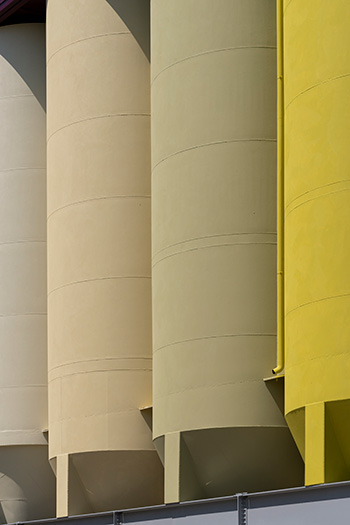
[284,0,350,484]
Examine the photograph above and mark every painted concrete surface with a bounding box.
[46,0,162,516]
[284,0,350,485]
[151,0,303,501]
[0,22,55,523]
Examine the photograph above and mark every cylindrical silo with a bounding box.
[46,0,163,516]
[0,23,55,523]
[284,0,350,486]
[151,0,303,502]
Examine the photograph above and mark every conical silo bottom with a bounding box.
[159,427,304,502]
[287,400,350,486]
[56,450,164,516]
[0,446,55,524]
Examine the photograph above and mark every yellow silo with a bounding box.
[46,0,163,515]
[284,0,350,485]
[0,23,55,523]
[151,0,303,502]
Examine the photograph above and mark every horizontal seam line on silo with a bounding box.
[152,139,276,172]
[49,357,151,373]
[153,427,288,436]
[153,242,276,267]
[46,31,131,65]
[0,499,27,502]
[0,94,34,101]
[0,430,45,432]
[0,240,45,246]
[58,407,142,421]
[285,187,350,218]
[153,232,277,259]
[0,384,46,388]
[47,194,151,221]
[155,379,273,397]
[0,312,46,317]
[286,293,350,316]
[154,334,276,354]
[49,368,152,380]
[48,276,150,297]
[285,73,350,110]
[285,179,350,212]
[47,113,150,144]
[151,45,276,85]
[286,351,350,370]
[0,167,45,173]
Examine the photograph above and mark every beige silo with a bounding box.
[46,0,163,516]
[151,0,303,502]
[0,23,55,523]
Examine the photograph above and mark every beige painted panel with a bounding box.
[48,198,150,293]
[47,33,149,140]
[47,0,163,513]
[46,0,150,63]
[0,170,46,241]
[0,23,55,521]
[151,0,303,498]
[47,117,150,217]
[1,243,46,314]
[0,26,47,442]
[48,279,151,371]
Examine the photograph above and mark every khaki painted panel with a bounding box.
[152,49,276,168]
[152,0,303,499]
[152,142,277,259]
[151,0,276,81]
[153,244,277,352]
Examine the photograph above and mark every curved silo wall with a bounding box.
[284,0,350,486]
[0,23,55,523]
[46,0,163,516]
[151,0,303,502]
